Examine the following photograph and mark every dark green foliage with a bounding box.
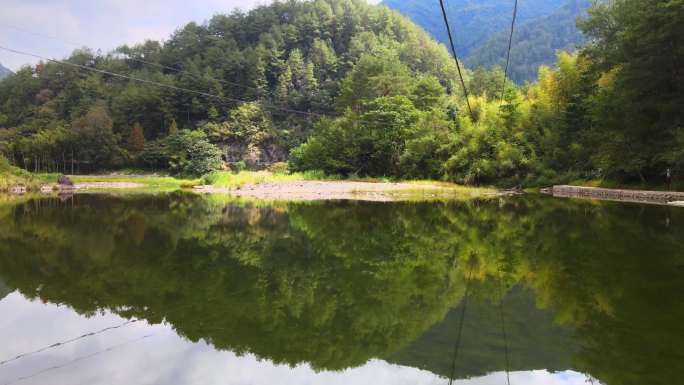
[578,0,684,182]
[290,93,445,178]
[70,103,124,171]
[141,130,223,176]
[1,0,682,187]
[0,0,460,175]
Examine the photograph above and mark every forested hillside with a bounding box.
[465,0,589,83]
[0,63,12,80]
[0,0,460,175]
[288,0,684,186]
[0,0,682,187]
[383,0,590,82]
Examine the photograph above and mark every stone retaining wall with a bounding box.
[552,185,684,204]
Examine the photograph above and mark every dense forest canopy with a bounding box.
[0,0,682,186]
[0,0,461,174]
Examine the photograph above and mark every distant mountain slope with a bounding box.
[382,0,566,57]
[0,63,12,80]
[382,0,591,83]
[466,0,590,83]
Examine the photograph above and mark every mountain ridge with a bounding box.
[466,0,590,83]
[0,63,12,80]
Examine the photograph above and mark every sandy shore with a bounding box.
[6,178,493,201]
[73,182,145,190]
[193,181,469,201]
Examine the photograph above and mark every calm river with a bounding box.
[0,193,682,385]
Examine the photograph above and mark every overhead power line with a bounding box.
[448,266,472,385]
[1,334,154,385]
[438,0,475,122]
[498,273,511,385]
[0,319,137,366]
[0,23,270,97]
[499,0,519,103]
[0,45,323,119]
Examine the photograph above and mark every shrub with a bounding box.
[232,161,246,174]
[141,130,223,177]
[268,162,289,174]
[200,171,225,185]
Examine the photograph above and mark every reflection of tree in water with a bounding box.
[0,194,468,370]
[0,194,682,384]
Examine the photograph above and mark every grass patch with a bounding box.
[69,174,199,193]
[200,170,332,188]
[1,157,497,199]
[403,180,497,194]
[0,156,59,191]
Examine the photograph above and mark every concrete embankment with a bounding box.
[551,185,684,206]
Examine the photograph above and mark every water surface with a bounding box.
[0,193,682,385]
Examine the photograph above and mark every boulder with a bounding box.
[58,175,74,186]
[40,185,56,193]
[8,185,26,194]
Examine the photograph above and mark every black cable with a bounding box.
[438,0,475,122]
[1,334,153,385]
[0,283,256,367]
[499,0,519,104]
[0,23,272,97]
[0,319,137,366]
[0,45,323,119]
[498,274,511,385]
[448,267,472,385]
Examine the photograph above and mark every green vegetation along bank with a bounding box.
[0,0,682,189]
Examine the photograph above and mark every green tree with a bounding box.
[126,122,146,154]
[70,103,122,171]
[166,130,223,176]
[578,0,684,181]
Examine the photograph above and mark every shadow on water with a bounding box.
[0,193,682,385]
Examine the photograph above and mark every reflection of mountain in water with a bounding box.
[0,277,11,301]
[389,286,575,379]
[0,193,682,385]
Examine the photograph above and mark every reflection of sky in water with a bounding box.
[0,293,599,385]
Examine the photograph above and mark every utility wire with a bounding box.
[438,0,475,122]
[0,23,271,97]
[0,319,137,366]
[1,334,154,385]
[498,274,511,385]
[0,282,265,369]
[498,0,519,104]
[0,45,323,118]
[448,266,473,385]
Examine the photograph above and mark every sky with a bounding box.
[0,0,382,71]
